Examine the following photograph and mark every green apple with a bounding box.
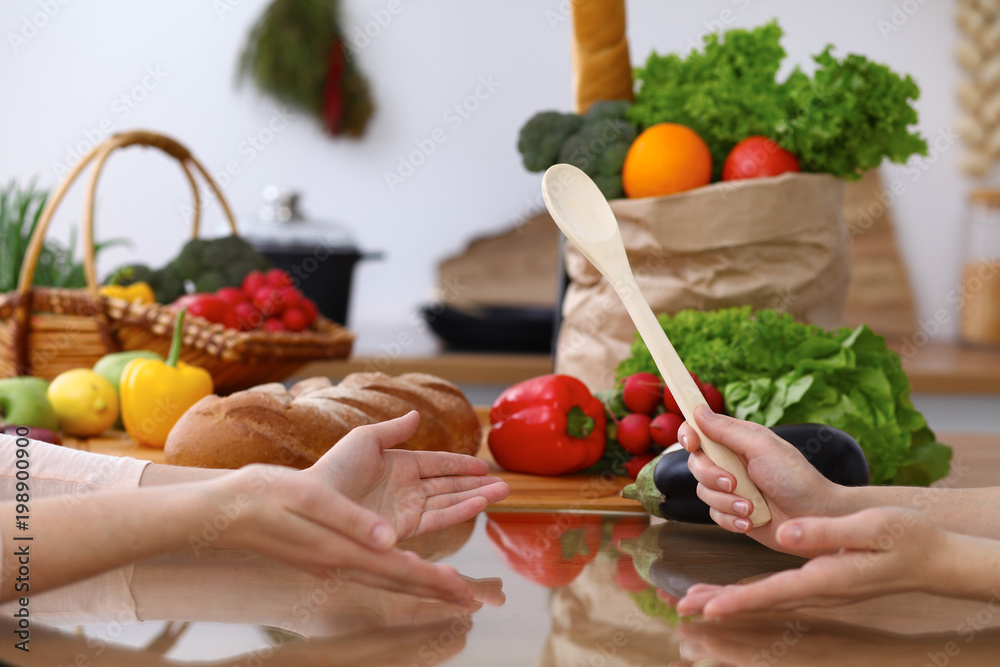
[93,351,163,429]
[0,377,60,431]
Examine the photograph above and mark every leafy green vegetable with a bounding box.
[1,180,128,292]
[616,307,819,388]
[628,21,927,180]
[615,307,951,486]
[629,22,788,179]
[777,47,926,179]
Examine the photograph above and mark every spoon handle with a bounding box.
[611,269,771,527]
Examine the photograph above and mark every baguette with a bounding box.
[164,372,482,469]
[571,0,634,114]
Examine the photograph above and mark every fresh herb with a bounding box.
[615,307,951,486]
[628,21,927,180]
[0,180,127,292]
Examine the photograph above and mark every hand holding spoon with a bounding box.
[542,164,771,527]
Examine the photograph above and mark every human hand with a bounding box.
[679,406,841,555]
[676,507,949,617]
[314,411,510,541]
[202,457,477,604]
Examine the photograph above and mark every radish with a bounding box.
[616,413,652,455]
[622,372,661,415]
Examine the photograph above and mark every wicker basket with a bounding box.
[0,130,353,393]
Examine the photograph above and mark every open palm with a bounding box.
[311,411,510,540]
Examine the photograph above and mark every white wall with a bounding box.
[0,0,968,354]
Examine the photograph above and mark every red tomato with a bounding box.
[722,136,800,181]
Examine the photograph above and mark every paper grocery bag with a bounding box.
[555,172,851,392]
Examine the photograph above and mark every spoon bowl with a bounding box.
[542,164,770,527]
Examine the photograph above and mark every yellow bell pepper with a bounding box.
[100,282,155,304]
[121,309,213,448]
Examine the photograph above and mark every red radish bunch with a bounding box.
[612,370,727,479]
[172,269,320,332]
[236,269,319,332]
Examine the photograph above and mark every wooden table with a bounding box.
[4,432,996,666]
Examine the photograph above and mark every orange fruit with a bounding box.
[621,123,713,198]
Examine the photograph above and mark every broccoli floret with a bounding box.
[592,174,625,200]
[558,118,637,176]
[583,99,633,123]
[517,111,584,172]
[150,266,186,304]
[556,106,637,200]
[194,270,228,293]
[166,238,208,279]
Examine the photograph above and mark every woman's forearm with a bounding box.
[0,482,212,602]
[839,486,1000,539]
[139,462,229,486]
[933,531,1000,601]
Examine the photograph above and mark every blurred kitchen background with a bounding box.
[3,0,996,429]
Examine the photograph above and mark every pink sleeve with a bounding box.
[0,432,149,622]
[0,432,150,500]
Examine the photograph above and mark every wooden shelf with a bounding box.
[895,342,1000,394]
[293,342,1000,395]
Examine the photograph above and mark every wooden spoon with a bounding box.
[542,164,771,527]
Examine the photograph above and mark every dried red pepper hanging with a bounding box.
[239,0,374,137]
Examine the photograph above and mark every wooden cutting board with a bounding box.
[64,429,644,513]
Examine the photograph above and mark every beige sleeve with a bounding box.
[571,0,634,114]
[0,433,150,500]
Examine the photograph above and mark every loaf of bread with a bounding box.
[571,0,633,114]
[163,372,482,469]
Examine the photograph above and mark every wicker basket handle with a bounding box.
[16,130,240,296]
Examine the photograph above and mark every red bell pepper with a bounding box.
[488,374,606,476]
[171,294,240,330]
[485,512,602,588]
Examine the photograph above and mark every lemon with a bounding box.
[47,369,119,437]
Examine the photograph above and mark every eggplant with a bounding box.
[623,423,869,523]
